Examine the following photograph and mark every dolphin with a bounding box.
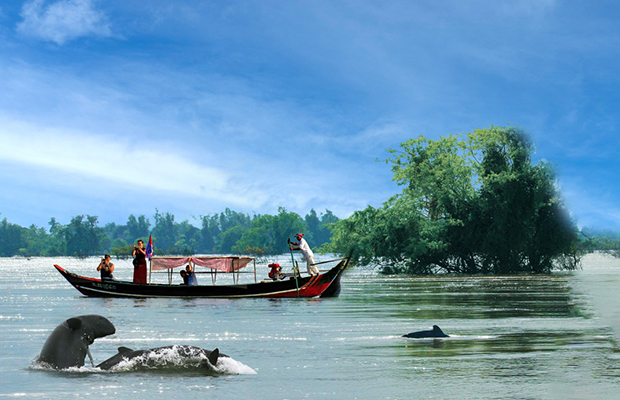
[403,325,449,338]
[96,345,227,373]
[37,315,116,369]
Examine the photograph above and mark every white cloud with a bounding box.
[0,117,261,208]
[17,0,112,45]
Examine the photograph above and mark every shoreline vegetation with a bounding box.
[1,127,619,273]
[0,208,338,261]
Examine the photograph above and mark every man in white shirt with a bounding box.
[290,233,319,276]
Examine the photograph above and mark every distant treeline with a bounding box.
[0,208,339,258]
[578,227,620,256]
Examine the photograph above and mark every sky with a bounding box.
[1,0,620,231]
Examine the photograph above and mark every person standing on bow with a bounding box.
[132,239,148,284]
[289,233,319,276]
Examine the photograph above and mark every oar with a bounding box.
[288,238,300,297]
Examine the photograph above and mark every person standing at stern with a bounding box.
[289,233,319,276]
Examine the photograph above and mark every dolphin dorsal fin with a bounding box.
[66,318,82,330]
[208,348,219,366]
[118,346,133,354]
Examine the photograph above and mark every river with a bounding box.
[1,253,619,399]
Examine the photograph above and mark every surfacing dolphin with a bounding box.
[37,315,116,369]
[403,325,449,339]
[96,345,227,373]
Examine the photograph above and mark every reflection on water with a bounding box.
[346,274,579,319]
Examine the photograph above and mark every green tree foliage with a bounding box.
[151,210,177,253]
[577,227,620,256]
[62,215,105,258]
[0,208,338,257]
[214,209,251,253]
[46,217,65,256]
[218,225,248,254]
[197,208,252,254]
[22,224,59,256]
[0,218,26,257]
[199,214,219,253]
[327,126,581,274]
[305,209,339,248]
[126,214,151,240]
[173,220,201,255]
[102,222,124,250]
[234,207,305,254]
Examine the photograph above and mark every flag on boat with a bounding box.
[145,235,153,259]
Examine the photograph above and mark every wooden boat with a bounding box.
[53,255,350,298]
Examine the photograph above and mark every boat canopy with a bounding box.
[151,256,254,273]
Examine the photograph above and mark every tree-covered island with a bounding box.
[326,126,581,274]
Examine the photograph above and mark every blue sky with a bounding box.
[1,0,619,231]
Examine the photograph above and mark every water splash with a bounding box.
[99,346,257,375]
[30,345,256,375]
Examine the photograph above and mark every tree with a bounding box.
[171,220,200,255]
[218,225,248,254]
[327,126,580,274]
[152,210,177,253]
[126,214,151,240]
[46,217,66,255]
[304,209,320,245]
[0,218,26,257]
[199,214,220,253]
[234,207,306,254]
[316,209,339,247]
[218,208,251,233]
[62,215,105,258]
[22,224,57,256]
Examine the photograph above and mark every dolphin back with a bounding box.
[96,347,140,370]
[403,325,449,338]
[96,345,226,373]
[208,348,219,366]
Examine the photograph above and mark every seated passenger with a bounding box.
[180,269,189,285]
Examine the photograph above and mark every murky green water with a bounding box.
[1,254,619,399]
